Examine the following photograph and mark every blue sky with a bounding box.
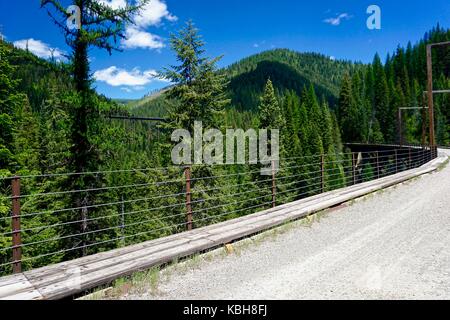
[0,0,449,99]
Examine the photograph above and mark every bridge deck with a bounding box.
[0,153,447,300]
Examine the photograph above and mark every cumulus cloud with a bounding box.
[122,26,165,49]
[94,66,168,87]
[124,0,177,50]
[134,0,177,28]
[323,13,352,26]
[95,0,177,50]
[13,38,64,60]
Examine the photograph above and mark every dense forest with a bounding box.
[0,11,448,274]
[337,25,450,145]
[134,26,449,146]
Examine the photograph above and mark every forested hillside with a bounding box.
[337,24,449,146]
[133,26,449,147]
[132,48,361,118]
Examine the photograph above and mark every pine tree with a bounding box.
[258,79,285,129]
[41,0,149,174]
[162,20,229,132]
[337,74,363,143]
[372,54,392,142]
[40,0,150,257]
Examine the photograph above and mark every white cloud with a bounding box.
[121,0,177,50]
[122,26,164,49]
[134,0,178,28]
[253,43,259,48]
[13,38,64,60]
[323,13,352,26]
[96,0,127,10]
[94,66,168,87]
[330,56,336,61]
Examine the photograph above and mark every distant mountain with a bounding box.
[131,48,363,116]
[225,49,362,111]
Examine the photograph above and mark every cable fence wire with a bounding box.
[0,146,434,275]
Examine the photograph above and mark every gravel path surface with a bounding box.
[128,150,450,300]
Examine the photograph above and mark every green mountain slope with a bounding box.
[131,48,363,117]
[226,49,361,110]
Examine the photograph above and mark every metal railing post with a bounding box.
[408,148,412,169]
[271,160,276,208]
[184,167,193,231]
[120,194,125,247]
[352,153,356,185]
[11,176,22,274]
[320,155,325,193]
[376,151,380,179]
[422,148,425,166]
[395,150,398,173]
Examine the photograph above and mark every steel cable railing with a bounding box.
[0,145,435,275]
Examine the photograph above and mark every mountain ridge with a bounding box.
[131,48,363,116]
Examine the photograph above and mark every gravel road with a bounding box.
[129,150,450,300]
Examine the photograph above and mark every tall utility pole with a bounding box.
[426,44,435,152]
[426,41,450,156]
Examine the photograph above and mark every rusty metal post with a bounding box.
[408,148,412,169]
[376,151,380,179]
[422,148,425,166]
[271,160,276,208]
[120,194,125,247]
[320,155,325,193]
[11,177,22,274]
[398,108,403,146]
[426,45,436,152]
[352,153,356,185]
[421,94,427,147]
[184,167,193,231]
[394,150,398,173]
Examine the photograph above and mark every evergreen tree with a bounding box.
[41,0,149,174]
[337,74,363,143]
[162,20,229,132]
[372,54,393,142]
[40,0,150,257]
[258,79,285,129]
